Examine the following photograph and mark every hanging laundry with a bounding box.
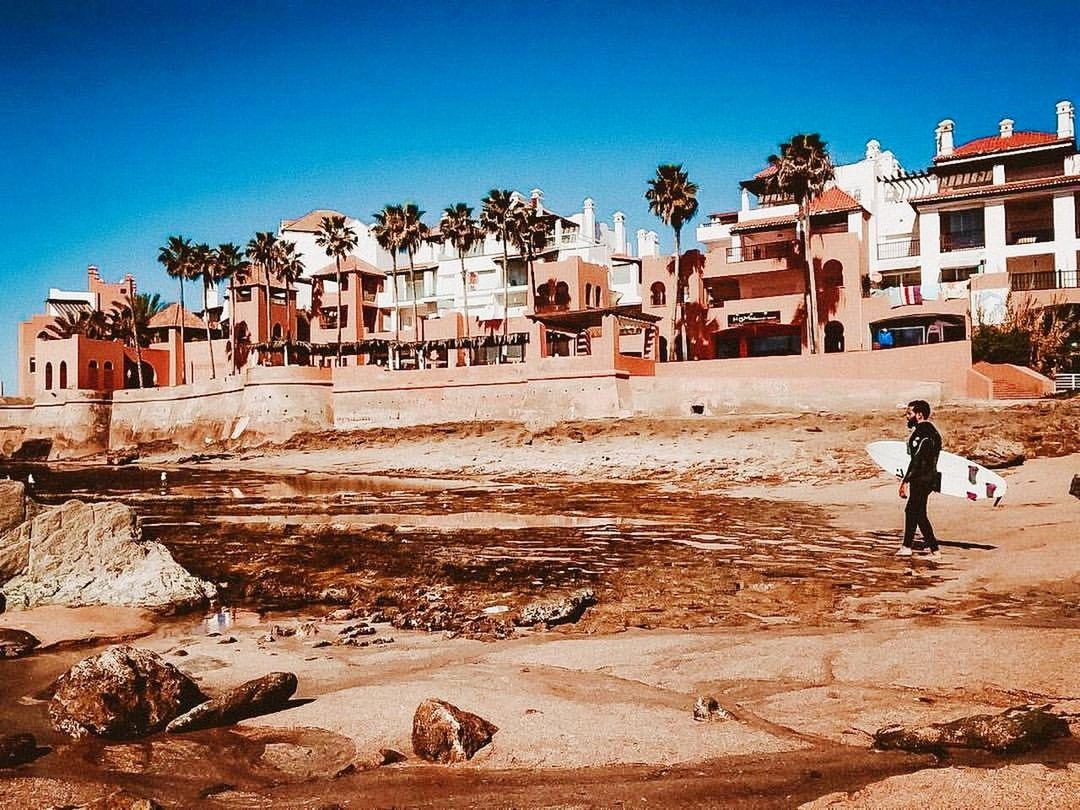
[887,286,904,308]
[920,282,940,301]
[939,279,970,300]
[901,285,923,305]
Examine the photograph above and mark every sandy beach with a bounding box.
[2,400,1079,807]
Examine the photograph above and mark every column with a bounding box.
[918,211,941,287]
[984,203,1006,274]
[1053,193,1078,274]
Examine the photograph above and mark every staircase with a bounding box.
[973,361,1055,400]
[990,381,1043,400]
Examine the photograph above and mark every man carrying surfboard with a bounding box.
[897,399,942,558]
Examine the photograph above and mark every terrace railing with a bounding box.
[941,230,985,252]
[877,238,920,260]
[726,240,796,263]
[1010,269,1080,291]
[1007,228,1054,245]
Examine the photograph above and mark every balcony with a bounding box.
[940,230,985,252]
[1010,270,1079,291]
[726,240,795,263]
[1006,228,1054,246]
[877,238,919,260]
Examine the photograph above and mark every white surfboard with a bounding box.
[866,440,1007,503]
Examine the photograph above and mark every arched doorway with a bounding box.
[103,361,114,390]
[44,362,53,390]
[824,321,845,353]
[88,360,99,389]
[650,282,666,306]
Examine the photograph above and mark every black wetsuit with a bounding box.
[902,421,941,550]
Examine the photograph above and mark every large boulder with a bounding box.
[1,499,215,612]
[516,588,596,627]
[874,706,1070,755]
[970,438,1026,469]
[0,627,40,659]
[49,645,206,739]
[0,733,39,768]
[0,480,27,536]
[411,698,498,763]
[166,672,298,733]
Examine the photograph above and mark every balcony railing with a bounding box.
[1007,228,1054,245]
[941,230,985,252]
[1010,270,1079,291]
[877,238,919,260]
[726,240,795,263]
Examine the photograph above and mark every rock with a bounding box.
[166,672,298,733]
[516,588,596,627]
[0,480,27,537]
[49,645,206,739]
[411,698,498,763]
[1,499,216,612]
[0,627,40,659]
[873,706,1070,755]
[325,608,356,622]
[1070,475,1080,500]
[693,696,733,722]
[78,789,163,809]
[379,747,407,765]
[0,733,39,768]
[970,438,1026,469]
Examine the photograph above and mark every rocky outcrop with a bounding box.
[166,672,298,733]
[0,627,40,659]
[971,438,1026,469]
[0,480,27,536]
[693,695,733,722]
[874,706,1070,755]
[516,588,596,627]
[0,733,39,768]
[411,698,498,763]
[49,646,206,739]
[1,499,215,612]
[1070,474,1080,500]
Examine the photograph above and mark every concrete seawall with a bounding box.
[0,342,981,457]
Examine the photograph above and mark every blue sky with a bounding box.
[2,1,1078,392]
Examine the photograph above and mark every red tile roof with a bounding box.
[729,187,863,233]
[281,209,348,233]
[937,131,1069,161]
[910,173,1080,205]
[311,254,386,279]
[148,303,205,330]
[755,165,778,178]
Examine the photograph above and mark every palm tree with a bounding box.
[646,164,699,361]
[763,134,835,354]
[276,239,306,365]
[314,215,358,367]
[401,203,429,343]
[158,235,194,382]
[480,189,521,342]
[45,309,112,341]
[509,203,550,312]
[246,231,279,352]
[439,203,484,338]
[370,204,406,362]
[214,242,250,374]
[113,291,167,388]
[191,242,218,378]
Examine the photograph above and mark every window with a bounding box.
[594,286,601,307]
[29,357,36,373]
[59,361,68,389]
[237,288,252,302]
[940,266,978,283]
[88,360,99,389]
[103,361,114,390]
[585,283,593,308]
[879,269,921,289]
[44,362,53,390]
[821,260,844,287]
[650,282,666,306]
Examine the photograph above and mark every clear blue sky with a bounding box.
[2,1,1077,392]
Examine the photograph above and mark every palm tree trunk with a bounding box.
[284,281,291,367]
[229,277,237,374]
[178,278,187,384]
[264,271,272,365]
[460,253,471,339]
[204,282,216,379]
[801,206,818,354]
[673,230,686,362]
[409,250,420,343]
[501,235,510,349]
[335,258,343,368]
[390,255,400,369]
[134,328,146,389]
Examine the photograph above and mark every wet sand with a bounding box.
[2,401,1080,807]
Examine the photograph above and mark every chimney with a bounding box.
[935,119,955,157]
[865,139,881,160]
[530,187,544,212]
[999,118,1014,138]
[87,264,100,283]
[613,211,627,254]
[1057,100,1075,139]
[582,197,596,242]
[636,229,659,258]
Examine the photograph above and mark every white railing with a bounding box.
[1055,373,1080,393]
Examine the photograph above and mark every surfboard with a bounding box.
[866,440,1007,503]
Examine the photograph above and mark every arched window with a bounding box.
[44,362,53,390]
[824,321,845,353]
[595,286,602,307]
[585,283,592,308]
[650,282,666,306]
[59,361,68,389]
[88,360,99,389]
[103,361,114,390]
[821,259,844,288]
[272,323,283,341]
[535,282,552,308]
[554,282,571,309]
